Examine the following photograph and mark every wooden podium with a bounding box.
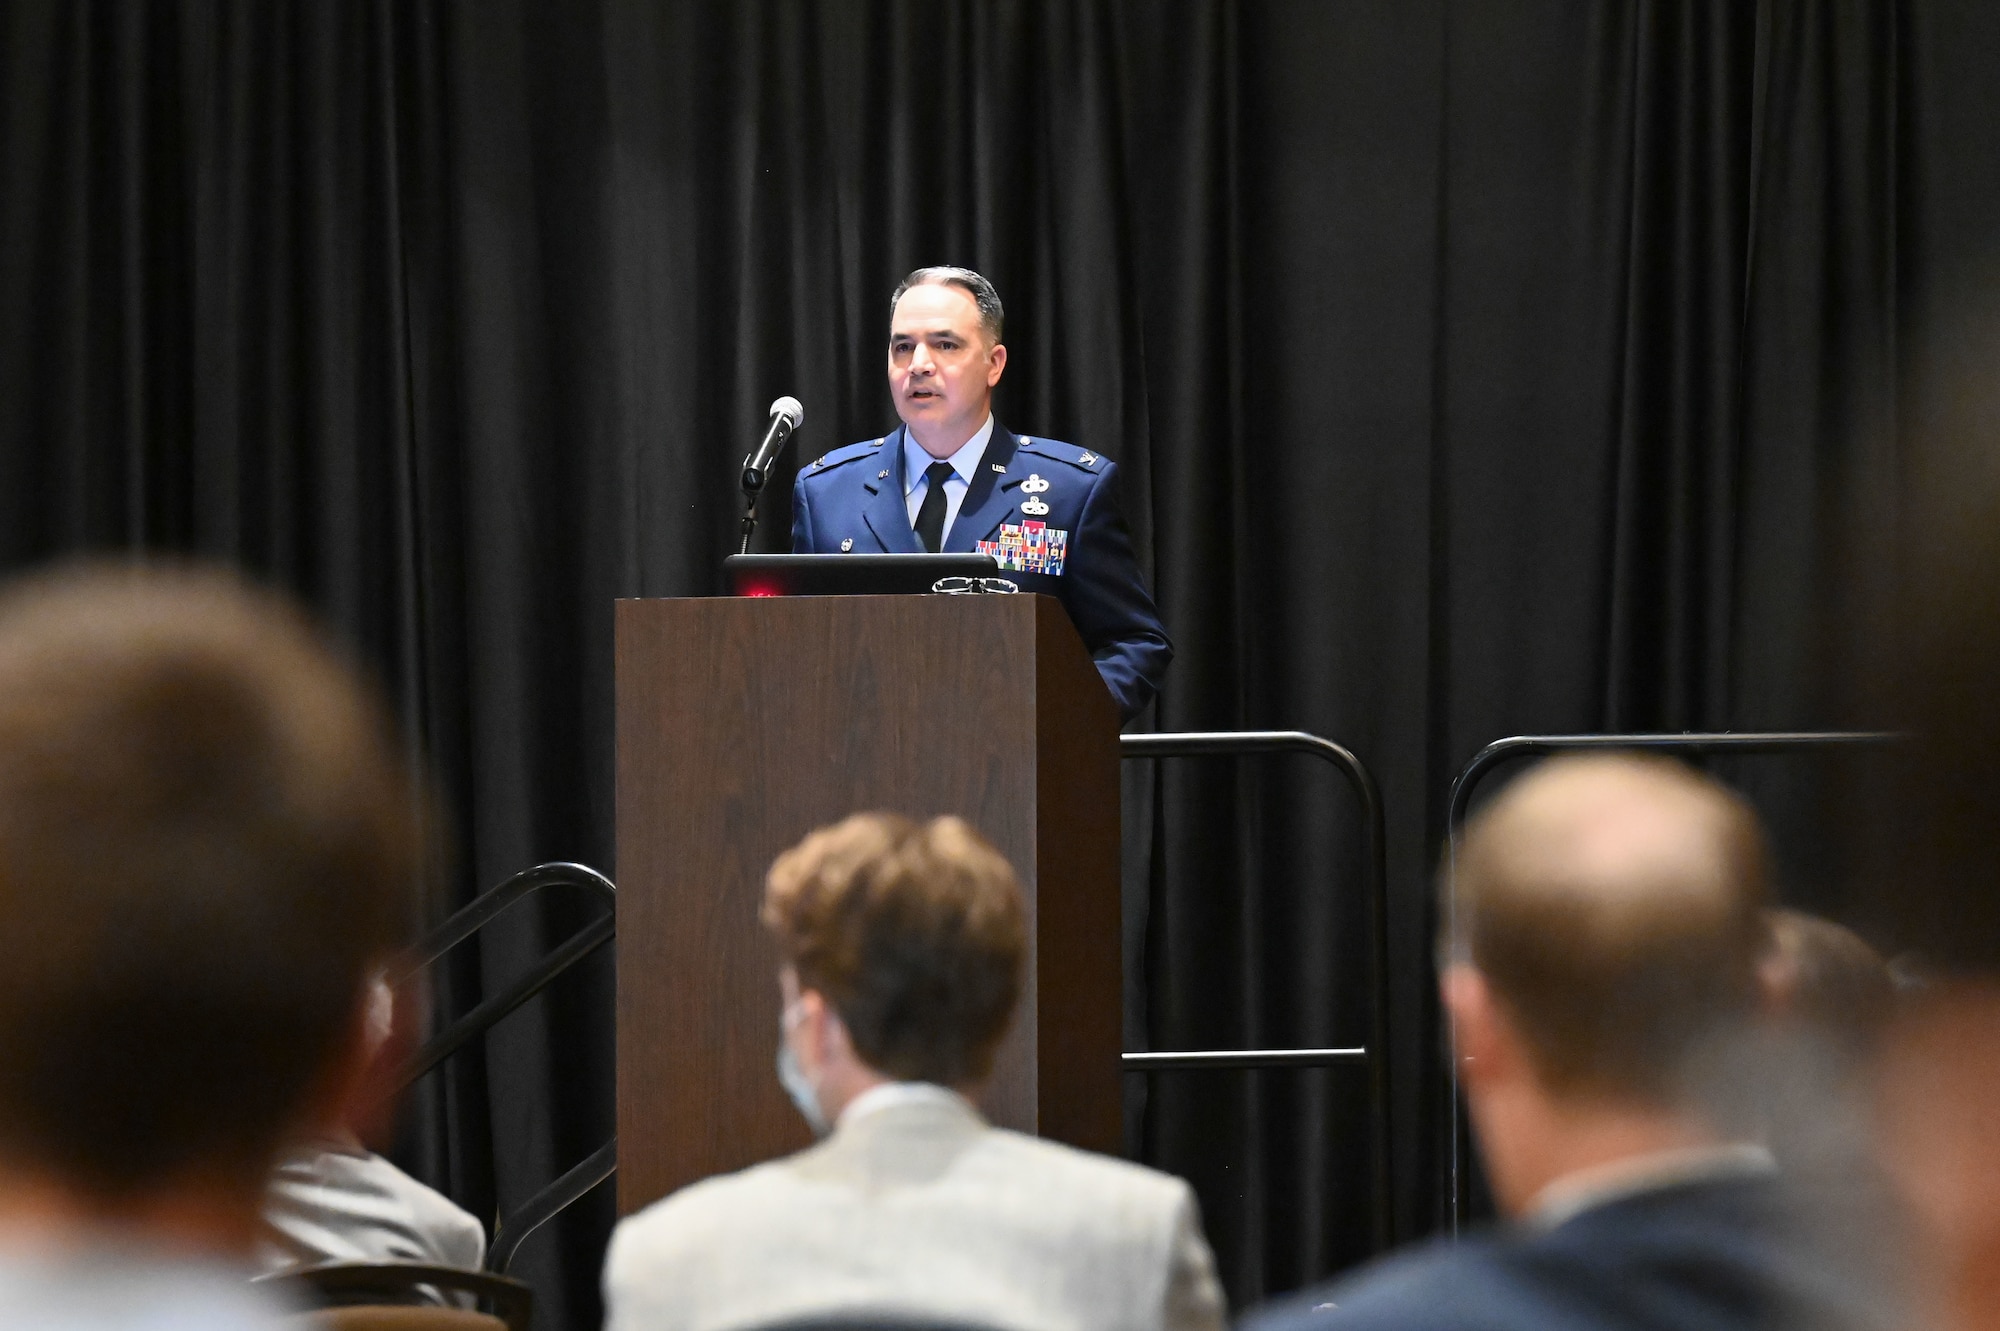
[613,594,1121,1215]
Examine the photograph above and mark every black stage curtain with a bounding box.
[3,3,1998,1327]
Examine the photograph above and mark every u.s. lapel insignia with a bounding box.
[991,463,1006,473]
[840,537,854,552]
[1079,451,1097,466]
[1020,474,1050,494]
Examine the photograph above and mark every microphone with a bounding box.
[741,396,805,493]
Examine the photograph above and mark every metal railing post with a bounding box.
[398,861,622,1269]
[396,862,617,1090]
[487,1137,620,1275]
[1121,730,1393,1251]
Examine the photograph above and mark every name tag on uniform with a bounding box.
[978,521,1068,576]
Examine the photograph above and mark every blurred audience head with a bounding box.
[1759,908,1894,1061]
[0,562,423,1247]
[1857,298,2000,973]
[1854,306,2000,1331]
[762,812,1026,1129]
[1442,754,1770,1214]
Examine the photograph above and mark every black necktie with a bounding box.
[914,460,955,552]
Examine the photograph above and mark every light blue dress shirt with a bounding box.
[901,414,996,546]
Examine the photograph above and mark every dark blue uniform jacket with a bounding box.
[790,421,1172,720]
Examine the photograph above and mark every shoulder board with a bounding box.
[1013,436,1106,473]
[802,437,886,475]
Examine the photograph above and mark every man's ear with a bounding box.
[985,341,1007,387]
[1442,964,1517,1091]
[801,989,856,1066]
[353,972,421,1148]
[302,969,419,1154]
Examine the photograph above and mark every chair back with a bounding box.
[284,1309,507,1331]
[258,1261,532,1331]
[744,1311,1016,1319]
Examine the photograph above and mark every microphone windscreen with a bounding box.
[769,395,805,428]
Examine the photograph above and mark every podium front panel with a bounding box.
[614,594,1118,1214]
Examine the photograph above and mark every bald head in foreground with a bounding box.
[603,812,1225,1331]
[1248,754,1891,1331]
[0,564,422,1329]
[1444,755,1770,1214]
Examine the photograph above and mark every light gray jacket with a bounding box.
[603,1095,1226,1331]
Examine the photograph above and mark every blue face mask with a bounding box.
[777,1005,831,1138]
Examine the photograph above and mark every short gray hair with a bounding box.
[891,267,1004,345]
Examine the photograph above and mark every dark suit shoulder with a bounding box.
[799,436,887,478]
[1013,435,1110,476]
[1243,1238,1521,1331]
[1249,1177,1886,1331]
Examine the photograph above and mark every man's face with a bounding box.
[888,282,1006,450]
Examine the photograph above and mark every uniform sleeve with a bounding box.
[790,469,816,552]
[1066,460,1174,720]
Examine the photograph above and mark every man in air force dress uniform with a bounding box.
[790,266,1172,721]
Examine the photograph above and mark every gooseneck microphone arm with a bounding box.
[738,396,804,555]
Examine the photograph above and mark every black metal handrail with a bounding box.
[397,862,617,1086]
[397,862,621,1271]
[1120,730,1394,1250]
[487,1136,620,1275]
[401,861,616,973]
[1439,730,1900,1229]
[1123,1047,1367,1070]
